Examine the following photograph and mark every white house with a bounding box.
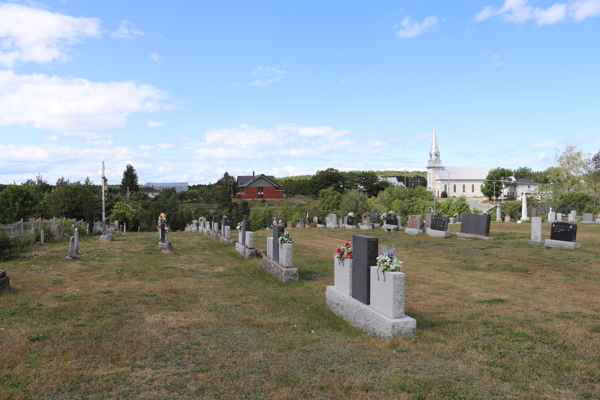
[504,178,541,200]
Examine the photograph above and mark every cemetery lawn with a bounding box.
[1,224,599,399]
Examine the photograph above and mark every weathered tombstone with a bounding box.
[75,228,80,254]
[327,213,338,228]
[425,213,432,229]
[528,217,543,245]
[505,215,511,223]
[40,229,44,245]
[548,211,556,223]
[457,214,492,239]
[242,215,249,246]
[287,222,293,229]
[138,225,141,232]
[114,220,119,232]
[352,234,378,305]
[65,236,75,259]
[406,215,424,234]
[0,269,9,292]
[582,213,594,223]
[496,206,502,222]
[557,213,563,222]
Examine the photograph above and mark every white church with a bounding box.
[426,126,491,198]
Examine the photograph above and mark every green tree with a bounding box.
[339,189,369,218]
[513,167,535,181]
[110,201,137,227]
[120,164,139,196]
[585,150,600,213]
[0,185,43,223]
[45,184,98,221]
[216,172,235,211]
[482,168,513,199]
[317,187,342,216]
[310,168,345,195]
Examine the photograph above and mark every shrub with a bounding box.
[35,227,52,242]
[441,191,448,198]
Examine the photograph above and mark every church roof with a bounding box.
[435,166,491,181]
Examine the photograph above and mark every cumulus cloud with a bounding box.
[475,0,600,25]
[0,3,101,67]
[150,52,160,63]
[110,20,144,38]
[275,123,349,139]
[394,16,439,38]
[243,66,287,86]
[0,70,168,132]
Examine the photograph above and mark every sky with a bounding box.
[0,0,599,185]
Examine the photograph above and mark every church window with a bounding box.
[472,184,474,193]
[453,185,456,193]
[444,184,447,192]
[462,184,465,193]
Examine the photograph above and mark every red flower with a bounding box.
[347,251,353,259]
[336,248,342,255]
[344,241,351,247]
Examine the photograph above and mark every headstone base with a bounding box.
[359,224,373,230]
[544,239,581,249]
[158,242,173,250]
[425,228,451,238]
[344,224,356,229]
[455,232,494,240]
[527,240,544,245]
[580,221,594,224]
[235,242,257,259]
[219,236,233,246]
[383,223,399,231]
[405,228,423,235]
[326,286,416,338]
[326,223,338,228]
[263,257,299,282]
[317,224,325,228]
[100,233,113,242]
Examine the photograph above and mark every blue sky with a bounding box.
[0,0,599,185]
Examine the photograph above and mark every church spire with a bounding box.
[428,124,442,167]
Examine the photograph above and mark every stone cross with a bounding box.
[272,224,284,262]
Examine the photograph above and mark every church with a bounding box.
[426,126,491,198]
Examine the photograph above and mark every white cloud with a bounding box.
[110,20,144,39]
[475,0,600,25]
[157,143,175,149]
[148,120,165,128]
[275,123,349,138]
[244,66,287,86]
[139,145,152,151]
[0,3,101,67]
[45,134,59,141]
[150,52,160,63]
[394,16,439,38]
[0,70,168,132]
[529,140,559,147]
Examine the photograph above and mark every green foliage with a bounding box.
[45,184,98,222]
[441,191,448,198]
[215,172,235,211]
[317,187,342,216]
[120,164,139,195]
[250,204,272,231]
[585,150,600,213]
[0,232,32,261]
[339,189,369,218]
[35,227,52,243]
[110,202,137,228]
[438,196,470,217]
[310,168,345,195]
[540,146,590,202]
[553,192,593,214]
[0,184,47,224]
[482,167,513,199]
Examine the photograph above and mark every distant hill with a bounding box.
[277,170,426,182]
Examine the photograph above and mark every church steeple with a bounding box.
[428,124,442,167]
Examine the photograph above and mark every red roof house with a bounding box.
[236,172,284,200]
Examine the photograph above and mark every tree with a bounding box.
[482,168,513,199]
[120,164,139,196]
[110,201,137,227]
[339,189,369,218]
[45,183,98,221]
[310,168,345,195]
[585,151,600,213]
[0,185,44,223]
[540,146,589,202]
[317,187,342,216]
[216,172,235,211]
[553,192,593,214]
[513,167,535,181]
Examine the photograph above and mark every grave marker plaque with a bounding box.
[317,216,324,225]
[583,213,593,222]
[407,215,423,229]
[460,214,491,236]
[352,234,378,305]
[347,216,354,225]
[550,222,577,242]
[430,215,448,231]
[385,214,398,225]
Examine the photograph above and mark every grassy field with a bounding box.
[0,222,599,399]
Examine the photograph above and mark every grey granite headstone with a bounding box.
[272,224,284,261]
[40,229,44,245]
[528,217,543,245]
[583,213,593,222]
[351,234,378,305]
[115,220,119,231]
[496,206,501,222]
[242,215,249,246]
[343,216,348,225]
[75,228,80,254]
[460,214,491,236]
[548,211,556,223]
[425,213,432,229]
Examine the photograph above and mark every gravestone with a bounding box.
[115,220,119,232]
[327,214,337,228]
[352,234,378,305]
[496,206,502,222]
[347,216,354,226]
[582,213,594,223]
[532,207,537,216]
[223,216,229,229]
[528,217,543,245]
[65,236,75,259]
[287,222,293,229]
[550,222,577,242]
[458,214,492,239]
[407,215,423,229]
[242,215,249,246]
[457,214,463,223]
[430,215,448,231]
[160,222,166,243]
[521,196,529,221]
[138,226,141,232]
[272,224,284,262]
[212,216,217,231]
[557,213,563,222]
[425,213,432,229]
[371,212,380,224]
[505,215,511,223]
[385,214,398,225]
[40,229,44,245]
[548,211,556,223]
[75,228,80,254]
[0,269,9,292]
[317,216,325,225]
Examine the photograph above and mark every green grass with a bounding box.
[0,222,599,399]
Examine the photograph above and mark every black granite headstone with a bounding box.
[347,216,355,225]
[371,212,380,224]
[272,224,284,261]
[352,234,378,305]
[550,222,577,242]
[460,214,491,236]
[317,216,324,225]
[385,214,398,225]
[160,222,166,242]
[431,215,448,231]
[212,216,217,228]
[307,217,313,223]
[223,216,229,227]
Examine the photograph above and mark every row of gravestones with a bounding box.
[529,218,582,249]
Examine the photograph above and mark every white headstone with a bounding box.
[521,196,529,221]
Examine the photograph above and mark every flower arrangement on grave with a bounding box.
[335,241,353,260]
[363,212,369,216]
[199,216,205,221]
[223,215,228,218]
[348,212,354,217]
[376,245,403,272]
[236,222,243,230]
[278,219,283,225]
[278,231,294,244]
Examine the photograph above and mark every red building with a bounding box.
[236,172,285,200]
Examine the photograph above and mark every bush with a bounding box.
[0,232,33,261]
[35,227,52,242]
[553,192,592,214]
[339,189,368,218]
[441,191,448,198]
